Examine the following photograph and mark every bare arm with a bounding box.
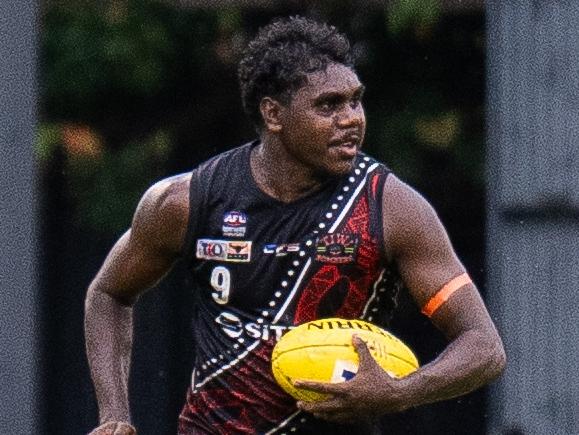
[381,175,506,407]
[298,175,505,420]
[84,174,190,429]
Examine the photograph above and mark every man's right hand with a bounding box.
[88,421,136,435]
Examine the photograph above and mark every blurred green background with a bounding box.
[37,1,487,434]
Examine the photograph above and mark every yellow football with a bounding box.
[271,318,419,401]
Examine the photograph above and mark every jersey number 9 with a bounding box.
[210,266,231,304]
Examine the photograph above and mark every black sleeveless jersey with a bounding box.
[178,141,401,435]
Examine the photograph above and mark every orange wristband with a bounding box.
[421,273,472,317]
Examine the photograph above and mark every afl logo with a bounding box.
[223,211,247,237]
[223,211,247,227]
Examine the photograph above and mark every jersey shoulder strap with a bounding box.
[180,142,254,260]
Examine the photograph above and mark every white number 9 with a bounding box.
[210,266,231,305]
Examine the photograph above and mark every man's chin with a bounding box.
[326,159,355,177]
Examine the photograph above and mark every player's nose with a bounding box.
[336,102,364,128]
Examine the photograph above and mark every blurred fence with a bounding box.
[0,1,39,434]
[487,2,579,434]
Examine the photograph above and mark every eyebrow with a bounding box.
[315,84,366,101]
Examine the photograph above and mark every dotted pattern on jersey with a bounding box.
[293,193,382,323]
[179,152,401,434]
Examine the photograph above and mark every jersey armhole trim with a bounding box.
[373,169,391,266]
[179,169,202,260]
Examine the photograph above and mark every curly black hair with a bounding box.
[238,16,355,129]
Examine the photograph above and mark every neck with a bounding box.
[250,136,326,203]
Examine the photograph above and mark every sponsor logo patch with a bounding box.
[263,243,301,256]
[222,211,247,237]
[215,311,294,342]
[196,239,252,262]
[196,239,228,261]
[315,233,359,264]
[226,241,251,262]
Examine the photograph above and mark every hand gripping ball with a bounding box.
[271,318,419,401]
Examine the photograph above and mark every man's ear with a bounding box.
[259,97,284,133]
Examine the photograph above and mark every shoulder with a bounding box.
[382,175,446,261]
[382,175,436,218]
[138,173,191,220]
[131,172,191,254]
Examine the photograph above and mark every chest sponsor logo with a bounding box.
[215,311,294,342]
[196,239,252,262]
[222,210,247,237]
[315,233,359,264]
[226,241,251,262]
[197,239,227,261]
[263,243,300,256]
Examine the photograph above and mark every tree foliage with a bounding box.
[39,0,485,234]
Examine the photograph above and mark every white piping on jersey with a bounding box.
[193,159,381,393]
[192,258,312,389]
[264,410,302,435]
[272,161,379,324]
[272,257,312,324]
[264,160,381,434]
[328,162,379,234]
[193,340,260,390]
[192,258,313,390]
[361,268,385,320]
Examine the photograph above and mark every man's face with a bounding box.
[277,63,366,176]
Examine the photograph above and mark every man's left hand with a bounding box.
[295,335,410,423]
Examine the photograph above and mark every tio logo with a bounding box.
[201,242,224,256]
